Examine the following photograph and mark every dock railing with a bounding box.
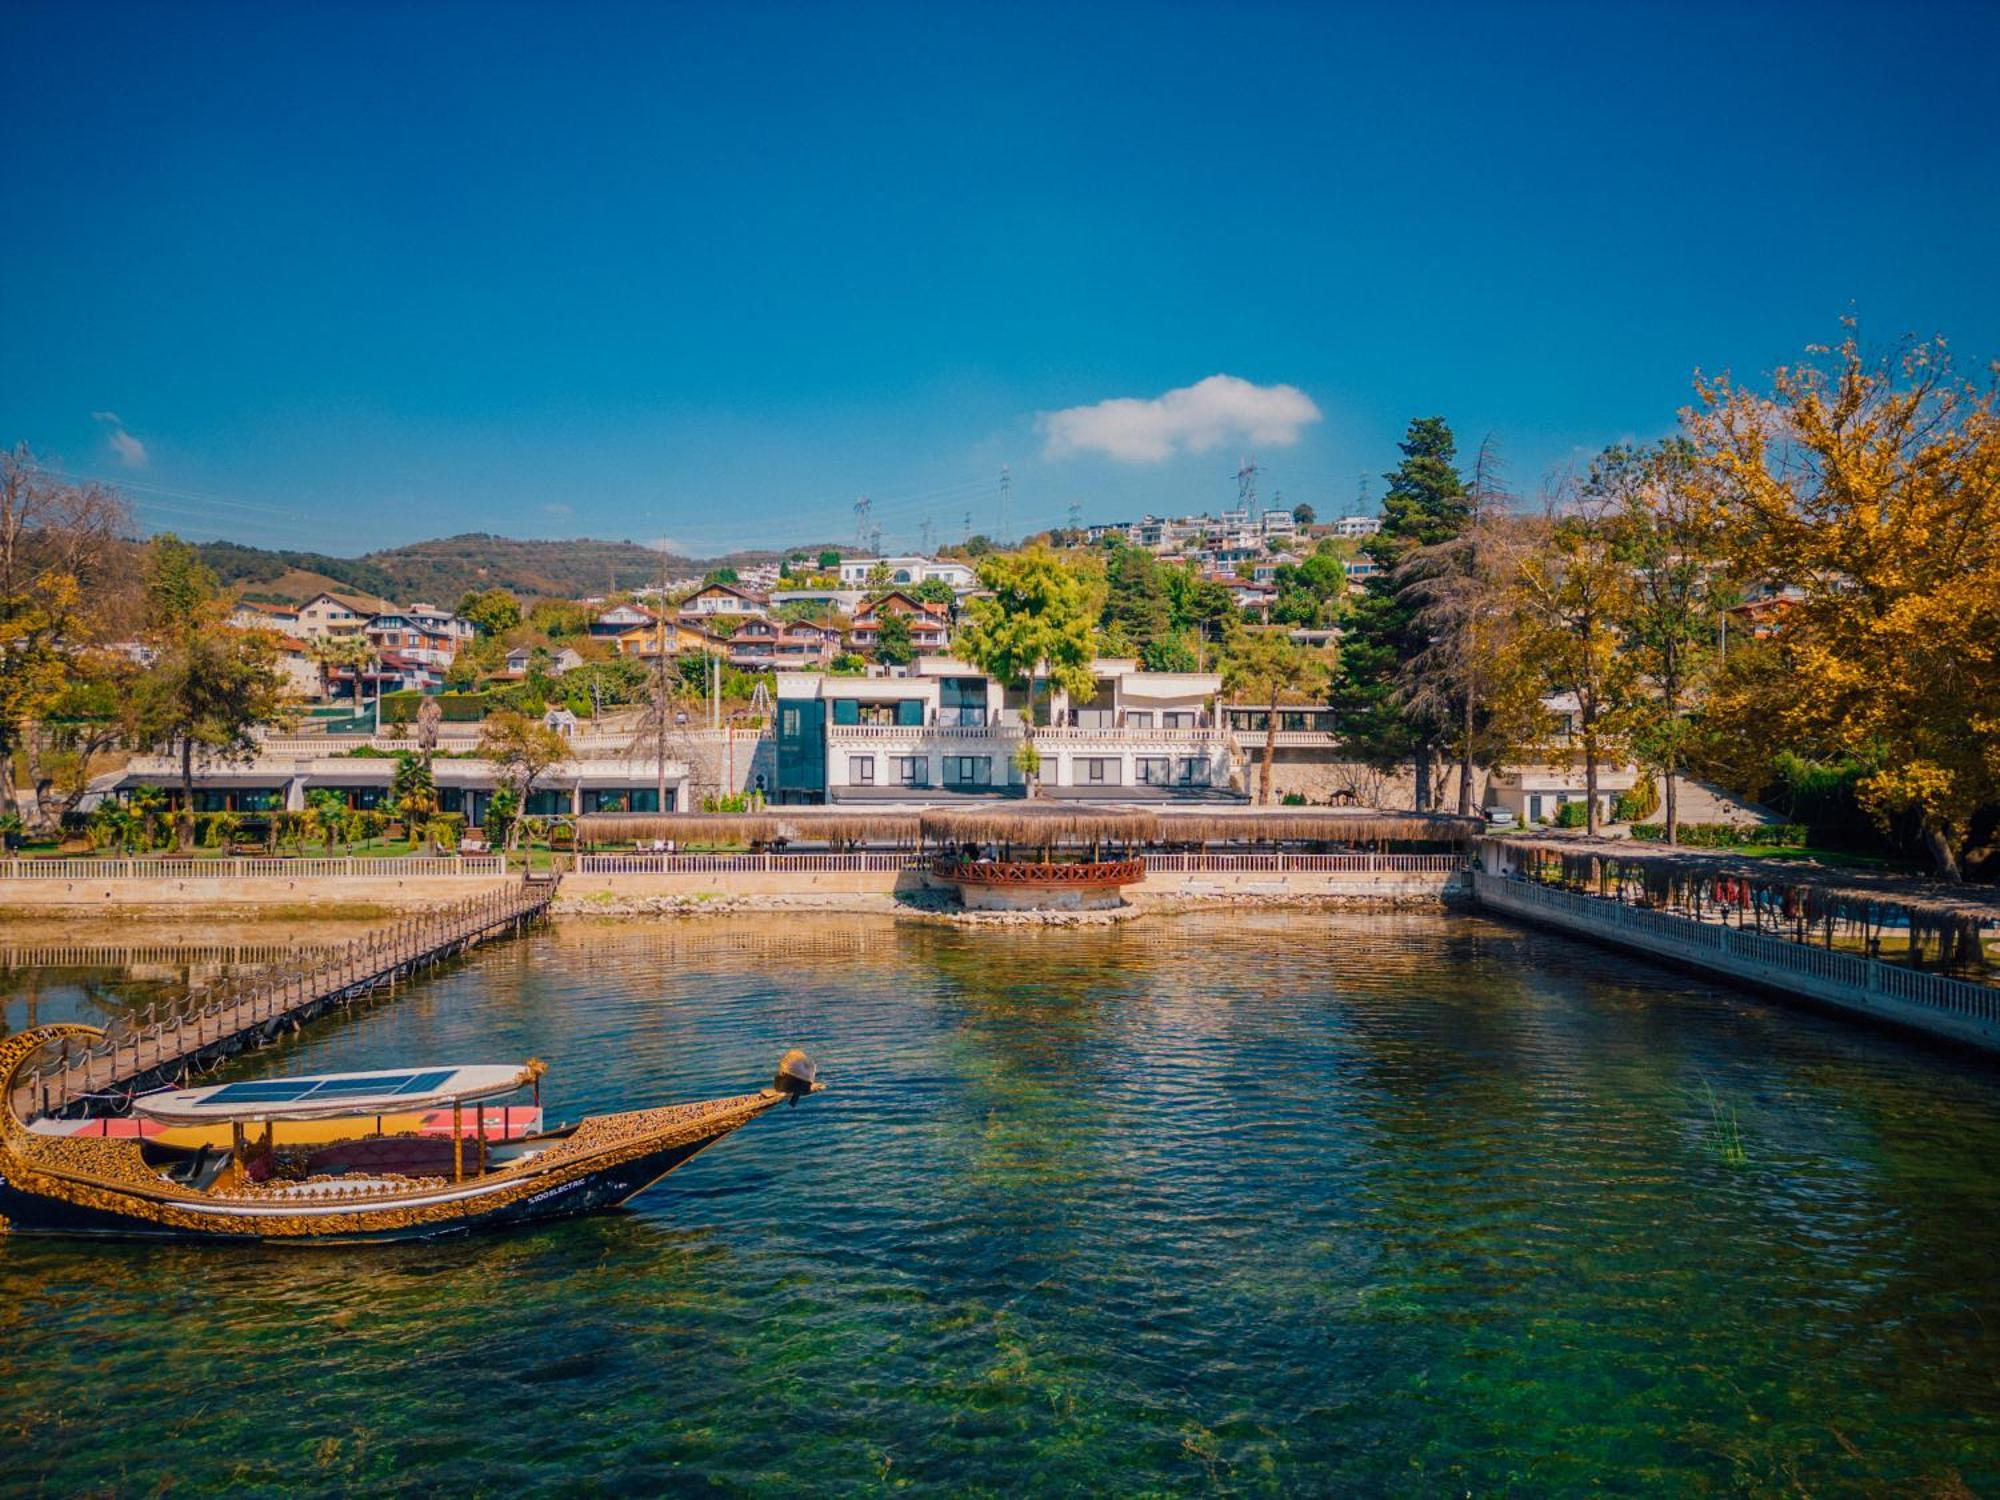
[1473,870,2000,1034]
[12,878,557,1119]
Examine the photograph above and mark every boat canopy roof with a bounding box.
[131,1064,540,1125]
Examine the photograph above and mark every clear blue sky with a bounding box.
[4,1,1996,558]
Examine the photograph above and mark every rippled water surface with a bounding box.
[5,911,2000,1495]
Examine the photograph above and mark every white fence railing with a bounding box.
[0,855,509,881]
[827,724,1022,742]
[573,851,1462,876]
[1145,852,1463,873]
[576,852,925,874]
[1473,872,2000,1028]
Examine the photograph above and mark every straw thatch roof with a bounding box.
[1157,809,1480,846]
[578,811,920,847]
[920,803,1159,847]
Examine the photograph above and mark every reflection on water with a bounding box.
[4,912,2000,1493]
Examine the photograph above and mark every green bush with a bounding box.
[1281,792,1308,806]
[1553,801,1591,828]
[1614,776,1660,823]
[1630,822,1809,848]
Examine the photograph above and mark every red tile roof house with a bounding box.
[847,592,949,653]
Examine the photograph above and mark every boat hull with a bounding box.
[0,1131,730,1244]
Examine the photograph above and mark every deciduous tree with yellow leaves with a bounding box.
[1686,330,2000,878]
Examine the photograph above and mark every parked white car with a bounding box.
[1482,806,1517,828]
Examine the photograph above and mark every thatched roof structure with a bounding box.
[920,803,1159,847]
[1157,809,1479,846]
[578,811,920,848]
[580,803,1481,850]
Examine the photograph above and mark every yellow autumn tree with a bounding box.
[1685,330,2000,878]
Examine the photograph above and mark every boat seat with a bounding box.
[173,1147,233,1192]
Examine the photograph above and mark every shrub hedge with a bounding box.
[1630,822,1810,848]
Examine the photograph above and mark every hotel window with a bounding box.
[893,756,929,787]
[1163,711,1197,729]
[1136,756,1172,786]
[1079,757,1120,786]
[1176,757,1211,786]
[946,755,992,787]
[850,756,876,785]
[832,699,861,726]
[1125,711,1154,729]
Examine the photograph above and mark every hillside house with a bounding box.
[848,592,950,654]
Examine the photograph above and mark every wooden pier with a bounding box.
[12,876,559,1120]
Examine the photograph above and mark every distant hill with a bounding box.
[196,533,835,606]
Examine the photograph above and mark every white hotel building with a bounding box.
[773,657,1235,803]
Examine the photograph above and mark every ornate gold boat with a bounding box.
[0,1025,821,1243]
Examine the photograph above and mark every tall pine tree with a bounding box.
[1333,417,1470,808]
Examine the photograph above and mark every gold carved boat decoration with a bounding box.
[0,1025,821,1243]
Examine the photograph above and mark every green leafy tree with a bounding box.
[477,710,573,850]
[1597,438,1731,843]
[130,537,293,850]
[1515,486,1641,837]
[525,598,592,638]
[1141,631,1198,673]
[705,566,739,586]
[817,550,842,570]
[457,587,523,637]
[873,608,915,666]
[954,548,1101,736]
[1334,417,1470,807]
[913,577,956,609]
[1223,627,1332,805]
[1292,502,1316,525]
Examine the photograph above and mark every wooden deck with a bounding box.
[11,877,559,1121]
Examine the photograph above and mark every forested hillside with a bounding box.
[195,533,819,604]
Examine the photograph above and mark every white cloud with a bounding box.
[1039,374,1322,464]
[542,502,574,519]
[91,410,148,468]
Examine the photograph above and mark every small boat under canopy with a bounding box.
[0,1026,821,1244]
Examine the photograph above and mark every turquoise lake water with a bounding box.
[3,911,1999,1495]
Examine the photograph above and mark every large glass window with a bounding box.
[1164,711,1197,729]
[1126,711,1154,729]
[1079,757,1120,785]
[831,699,860,726]
[850,756,876,785]
[945,756,992,788]
[940,677,987,727]
[893,756,928,787]
[896,699,925,726]
[1176,757,1211,786]
[1136,756,1172,785]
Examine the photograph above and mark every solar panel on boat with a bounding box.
[202,1081,324,1105]
[309,1074,421,1098]
[393,1069,457,1095]
[202,1071,460,1107]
